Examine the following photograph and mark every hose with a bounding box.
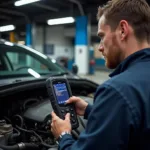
[0,143,39,150]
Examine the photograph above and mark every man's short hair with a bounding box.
[97,0,150,43]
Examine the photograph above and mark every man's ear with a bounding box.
[119,20,129,41]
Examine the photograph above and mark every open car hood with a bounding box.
[0,73,80,87]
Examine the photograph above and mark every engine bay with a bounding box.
[0,78,97,150]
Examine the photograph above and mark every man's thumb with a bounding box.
[66,96,77,104]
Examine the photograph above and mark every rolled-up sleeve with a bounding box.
[59,84,139,150]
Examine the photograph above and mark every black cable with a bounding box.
[74,129,80,135]
[13,115,24,128]
[30,131,57,148]
[3,117,11,124]
[13,128,20,136]
[16,125,36,134]
[16,126,57,148]
[8,128,21,144]
[33,132,57,148]
[40,142,57,148]
[71,130,79,139]
[23,98,39,110]
[16,125,43,143]
[35,130,53,136]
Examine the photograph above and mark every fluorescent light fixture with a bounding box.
[0,25,15,32]
[4,42,14,46]
[15,0,40,6]
[47,17,75,25]
[28,68,41,78]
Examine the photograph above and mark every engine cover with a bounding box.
[23,99,52,123]
[23,96,93,127]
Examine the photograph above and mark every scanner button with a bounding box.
[65,108,70,112]
[71,119,76,123]
[61,110,65,113]
[71,114,74,117]
[62,113,66,117]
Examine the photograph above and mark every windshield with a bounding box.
[0,43,68,79]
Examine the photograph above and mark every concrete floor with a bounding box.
[79,70,111,84]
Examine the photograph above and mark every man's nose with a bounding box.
[98,44,104,52]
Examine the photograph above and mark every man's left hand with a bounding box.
[51,111,72,139]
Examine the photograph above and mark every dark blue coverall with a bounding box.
[59,48,150,150]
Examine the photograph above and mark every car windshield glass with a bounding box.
[0,44,68,78]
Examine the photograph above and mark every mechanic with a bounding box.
[51,0,150,149]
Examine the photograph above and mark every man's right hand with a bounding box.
[66,96,88,116]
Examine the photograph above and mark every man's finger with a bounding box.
[65,113,70,121]
[51,111,59,121]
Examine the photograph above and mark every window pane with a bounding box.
[6,52,49,71]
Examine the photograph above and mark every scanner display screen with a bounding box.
[53,83,69,104]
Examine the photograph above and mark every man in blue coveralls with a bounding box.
[51,0,150,149]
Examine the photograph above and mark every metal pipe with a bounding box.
[0,8,30,23]
[33,3,59,12]
[0,15,11,20]
[0,1,58,12]
[0,0,14,6]
[68,0,85,16]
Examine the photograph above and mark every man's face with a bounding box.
[97,15,123,69]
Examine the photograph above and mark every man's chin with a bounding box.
[105,61,117,69]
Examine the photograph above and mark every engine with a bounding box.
[0,99,58,150]
[0,96,92,150]
[23,99,52,131]
[0,78,96,150]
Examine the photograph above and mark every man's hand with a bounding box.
[51,111,71,139]
[66,96,88,116]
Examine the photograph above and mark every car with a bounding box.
[0,40,98,150]
[0,39,80,85]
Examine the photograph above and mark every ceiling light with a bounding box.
[47,17,75,25]
[0,25,15,32]
[14,0,40,6]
